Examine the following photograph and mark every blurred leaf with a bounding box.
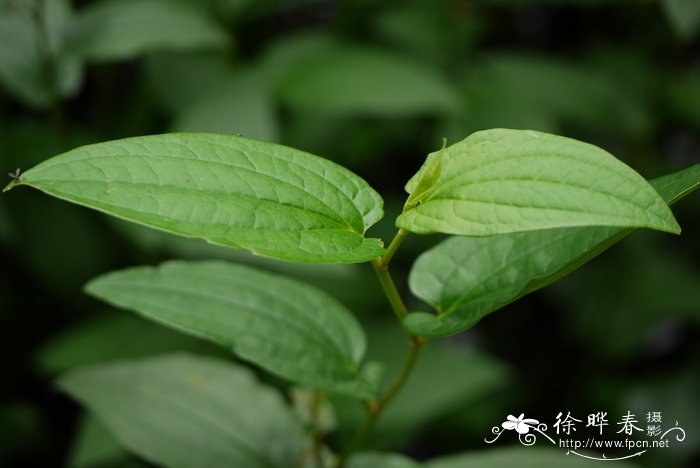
[0,402,43,462]
[372,3,480,63]
[623,369,700,461]
[7,133,385,263]
[552,233,700,359]
[444,53,651,139]
[661,0,700,39]
[332,324,511,449]
[261,31,339,85]
[405,164,700,337]
[277,43,459,117]
[86,261,374,397]
[667,67,700,129]
[0,0,82,107]
[398,129,679,236]
[144,51,232,113]
[59,353,307,467]
[68,415,131,468]
[68,0,228,61]
[37,312,220,375]
[428,447,638,467]
[172,67,279,141]
[349,452,421,467]
[8,197,113,295]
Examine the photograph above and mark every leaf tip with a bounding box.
[3,180,20,193]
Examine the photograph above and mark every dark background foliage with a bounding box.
[0,0,698,466]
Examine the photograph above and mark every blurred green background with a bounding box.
[1,0,699,466]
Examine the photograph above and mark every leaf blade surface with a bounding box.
[8,133,385,263]
[86,260,373,397]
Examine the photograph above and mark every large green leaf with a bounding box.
[405,164,700,337]
[67,0,227,61]
[397,129,679,237]
[85,261,374,397]
[58,353,307,468]
[4,133,385,263]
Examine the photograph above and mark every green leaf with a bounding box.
[6,133,385,264]
[661,0,700,39]
[445,53,653,139]
[172,67,279,141]
[37,312,221,375]
[68,415,131,468]
[276,43,459,117]
[67,0,228,61]
[0,0,83,107]
[667,67,700,129]
[406,164,700,337]
[398,129,679,236]
[144,51,233,113]
[58,353,307,468]
[428,447,638,468]
[85,261,374,397]
[552,233,700,360]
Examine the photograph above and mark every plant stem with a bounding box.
[370,229,410,320]
[296,391,328,468]
[311,391,326,468]
[381,228,408,266]
[371,258,409,321]
[334,229,425,467]
[334,337,424,468]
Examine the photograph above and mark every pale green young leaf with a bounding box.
[58,354,307,468]
[85,261,374,397]
[398,129,679,237]
[5,133,385,263]
[405,164,699,337]
[67,0,227,61]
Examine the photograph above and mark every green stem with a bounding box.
[311,392,326,468]
[381,228,408,266]
[334,338,424,468]
[375,336,423,410]
[296,391,327,468]
[371,258,409,321]
[334,229,425,467]
[370,228,410,321]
